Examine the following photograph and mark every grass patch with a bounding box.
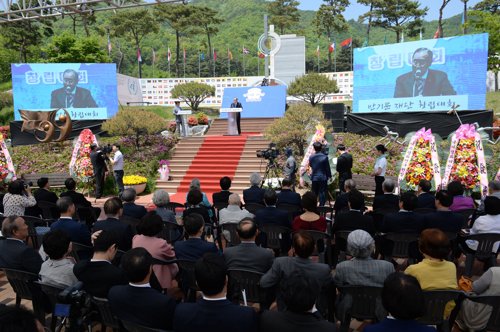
[486,91,499,114]
[0,81,12,92]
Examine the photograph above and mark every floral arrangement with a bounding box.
[299,124,326,186]
[196,112,209,125]
[398,128,441,191]
[168,121,177,133]
[0,133,15,185]
[123,175,147,185]
[187,116,198,126]
[69,129,96,183]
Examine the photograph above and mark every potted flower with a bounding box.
[196,112,209,125]
[187,116,198,127]
[158,159,170,181]
[123,175,148,194]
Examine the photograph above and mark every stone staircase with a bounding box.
[206,117,276,135]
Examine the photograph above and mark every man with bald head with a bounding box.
[51,69,97,108]
[218,193,253,225]
[394,47,456,98]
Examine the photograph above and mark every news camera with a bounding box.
[256,143,279,160]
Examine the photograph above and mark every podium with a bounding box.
[177,110,191,137]
[220,108,242,136]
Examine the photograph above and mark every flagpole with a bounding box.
[228,48,230,76]
[317,51,319,73]
[350,38,353,72]
[257,55,260,76]
[198,51,201,77]
[213,50,216,77]
[183,48,186,78]
[152,48,155,78]
[334,44,337,72]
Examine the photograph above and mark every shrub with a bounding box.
[196,112,209,125]
[0,106,14,126]
[168,121,177,133]
[0,92,13,109]
[171,82,215,111]
[187,116,198,126]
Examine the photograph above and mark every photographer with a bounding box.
[283,148,297,191]
[108,144,124,197]
[2,179,37,217]
[90,144,108,199]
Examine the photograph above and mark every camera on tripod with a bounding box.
[256,143,279,160]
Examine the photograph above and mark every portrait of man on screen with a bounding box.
[394,48,456,98]
[50,69,97,109]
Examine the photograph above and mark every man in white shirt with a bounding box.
[109,144,124,196]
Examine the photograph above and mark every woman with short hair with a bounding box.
[3,180,37,217]
[152,189,176,224]
[371,144,388,196]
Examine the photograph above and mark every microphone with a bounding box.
[414,69,423,79]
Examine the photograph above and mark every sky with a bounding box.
[298,0,483,21]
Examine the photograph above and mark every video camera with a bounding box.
[101,144,113,155]
[57,281,88,306]
[19,180,33,189]
[256,143,279,160]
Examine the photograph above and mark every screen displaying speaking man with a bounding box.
[51,69,98,108]
[394,47,456,98]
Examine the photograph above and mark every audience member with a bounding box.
[255,189,290,229]
[60,177,92,207]
[2,180,37,217]
[333,179,358,215]
[332,189,375,238]
[33,177,58,204]
[173,253,257,332]
[336,144,353,194]
[121,188,147,220]
[372,179,399,211]
[454,266,500,331]
[260,231,332,310]
[0,216,42,274]
[174,213,218,261]
[133,211,178,289]
[260,271,336,332]
[212,176,233,206]
[465,196,500,253]
[73,230,127,297]
[277,179,301,207]
[183,189,211,224]
[187,178,213,218]
[380,192,425,233]
[423,190,464,233]
[447,180,475,211]
[292,191,327,232]
[364,272,436,332]
[243,172,265,204]
[477,180,500,213]
[50,197,92,246]
[218,193,253,225]
[0,305,45,332]
[152,189,176,223]
[108,248,176,330]
[223,218,274,273]
[39,230,78,287]
[93,197,133,251]
[371,144,388,197]
[417,179,435,209]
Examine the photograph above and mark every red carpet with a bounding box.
[170,135,247,203]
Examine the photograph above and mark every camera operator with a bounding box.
[2,179,37,217]
[90,144,108,199]
[283,148,297,191]
[108,144,124,197]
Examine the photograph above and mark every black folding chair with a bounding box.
[166,202,184,217]
[71,242,94,262]
[465,295,500,331]
[456,208,477,228]
[260,224,291,256]
[76,205,97,228]
[414,208,436,214]
[277,203,302,222]
[121,320,171,332]
[37,200,60,219]
[244,202,265,215]
[20,215,48,249]
[227,269,266,309]
[219,223,241,247]
[300,230,330,264]
[332,230,352,268]
[92,296,121,331]
[463,233,500,276]
[157,222,184,244]
[213,202,228,223]
[176,260,199,302]
[418,290,464,332]
[383,231,420,266]
[337,286,384,332]
[37,281,67,332]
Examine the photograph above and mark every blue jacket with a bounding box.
[277,189,301,207]
[365,318,436,332]
[51,218,92,246]
[174,238,218,261]
[309,152,332,181]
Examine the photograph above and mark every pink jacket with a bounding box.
[132,235,178,289]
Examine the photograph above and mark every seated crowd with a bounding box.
[0,175,499,332]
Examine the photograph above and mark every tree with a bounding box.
[461,0,469,34]
[370,0,428,43]
[102,109,167,150]
[110,9,159,78]
[287,73,339,106]
[470,11,499,89]
[473,0,499,14]
[357,0,381,44]
[265,104,331,156]
[171,82,215,111]
[437,0,452,38]
[43,33,110,63]
[267,0,300,35]
[314,0,349,71]
[0,19,52,62]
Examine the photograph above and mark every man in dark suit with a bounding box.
[277,179,301,207]
[60,178,92,208]
[174,213,218,261]
[309,142,332,206]
[394,48,456,98]
[50,197,92,246]
[50,69,97,108]
[417,179,436,210]
[336,144,352,193]
[255,189,290,229]
[121,188,147,220]
[423,190,464,233]
[73,230,127,298]
[34,177,58,204]
[173,253,257,332]
[92,197,133,251]
[109,248,176,330]
[372,179,400,211]
[0,216,43,274]
[333,179,359,215]
[212,176,233,206]
[223,218,274,273]
[381,192,425,233]
[243,172,265,205]
[230,97,243,135]
[260,270,335,332]
[89,144,107,199]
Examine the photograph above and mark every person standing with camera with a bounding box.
[109,144,124,197]
[2,179,37,217]
[309,142,332,206]
[283,148,297,191]
[90,144,108,199]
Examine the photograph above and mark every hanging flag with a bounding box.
[200,52,205,61]
[243,46,250,55]
[362,38,368,47]
[315,45,320,56]
[258,51,265,59]
[213,49,217,62]
[107,34,112,54]
[328,41,335,53]
[433,27,440,39]
[137,48,142,62]
[167,47,171,63]
[228,48,233,60]
[152,48,156,64]
[340,37,352,49]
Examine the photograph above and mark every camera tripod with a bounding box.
[260,158,282,188]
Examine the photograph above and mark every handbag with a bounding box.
[458,275,473,292]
